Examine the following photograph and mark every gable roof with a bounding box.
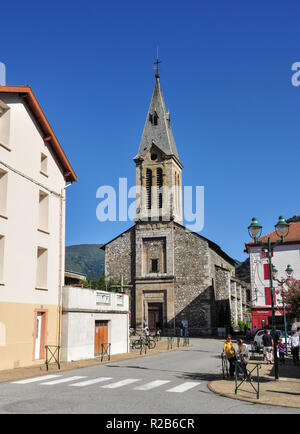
[101,221,237,266]
[0,85,77,182]
[134,78,179,161]
[173,222,237,266]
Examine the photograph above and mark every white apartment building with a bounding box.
[246,221,300,331]
[0,85,76,370]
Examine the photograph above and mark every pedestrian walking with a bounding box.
[144,325,150,337]
[245,327,251,343]
[290,330,299,366]
[222,335,236,379]
[184,325,189,337]
[236,339,249,378]
[180,322,184,337]
[262,330,273,364]
[277,338,286,365]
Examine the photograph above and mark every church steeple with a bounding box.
[134,76,180,161]
[134,74,183,224]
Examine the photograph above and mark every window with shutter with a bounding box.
[264,264,270,280]
[146,169,152,209]
[157,168,163,209]
[264,287,275,306]
[265,287,271,305]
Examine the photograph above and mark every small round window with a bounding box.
[151,153,157,161]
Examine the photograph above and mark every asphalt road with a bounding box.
[0,339,299,414]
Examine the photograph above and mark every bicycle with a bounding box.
[145,335,156,349]
[131,335,144,350]
[131,335,156,350]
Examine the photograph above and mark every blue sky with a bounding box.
[1,0,300,261]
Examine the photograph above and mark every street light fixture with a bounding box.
[248,216,289,380]
[286,264,293,276]
[272,264,294,356]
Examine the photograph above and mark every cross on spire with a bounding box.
[153,50,162,79]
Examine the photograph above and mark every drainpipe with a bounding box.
[57,183,72,350]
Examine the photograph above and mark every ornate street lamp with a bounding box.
[273,264,294,356]
[248,216,289,380]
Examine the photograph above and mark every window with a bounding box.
[149,111,158,126]
[263,264,270,280]
[40,153,48,176]
[157,168,163,209]
[264,287,275,306]
[36,247,48,289]
[151,259,158,273]
[38,190,49,232]
[146,169,152,210]
[0,169,8,216]
[262,249,273,258]
[0,235,5,283]
[0,100,10,150]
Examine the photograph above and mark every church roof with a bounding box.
[101,222,237,266]
[134,78,179,161]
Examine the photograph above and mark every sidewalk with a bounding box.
[208,358,300,409]
[0,338,190,384]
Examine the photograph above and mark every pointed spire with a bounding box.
[135,77,180,160]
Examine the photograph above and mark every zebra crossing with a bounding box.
[11,374,200,393]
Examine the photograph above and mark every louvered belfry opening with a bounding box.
[157,168,163,209]
[146,169,152,209]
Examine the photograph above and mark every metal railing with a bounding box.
[101,343,111,362]
[45,345,60,371]
[234,361,261,400]
[167,337,174,350]
[176,336,190,347]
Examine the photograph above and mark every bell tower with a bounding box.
[134,72,183,224]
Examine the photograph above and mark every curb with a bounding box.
[207,380,300,410]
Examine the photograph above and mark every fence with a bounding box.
[101,343,111,362]
[234,361,261,400]
[45,345,61,371]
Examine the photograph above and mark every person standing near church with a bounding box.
[262,330,273,364]
[180,322,184,337]
[222,335,236,378]
[291,330,299,366]
[236,339,249,378]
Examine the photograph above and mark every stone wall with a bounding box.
[104,227,136,326]
[105,227,135,284]
[173,224,212,335]
[213,265,231,331]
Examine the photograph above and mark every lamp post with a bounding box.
[248,216,289,380]
[272,264,294,356]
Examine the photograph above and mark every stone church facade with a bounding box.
[102,73,250,336]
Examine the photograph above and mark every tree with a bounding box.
[79,273,121,292]
[278,277,300,320]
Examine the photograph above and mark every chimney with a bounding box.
[0,63,6,86]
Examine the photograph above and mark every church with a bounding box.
[101,70,250,336]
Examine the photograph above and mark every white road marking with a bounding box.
[12,375,62,384]
[40,376,87,385]
[101,378,140,389]
[134,380,171,390]
[70,377,113,387]
[166,382,200,393]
